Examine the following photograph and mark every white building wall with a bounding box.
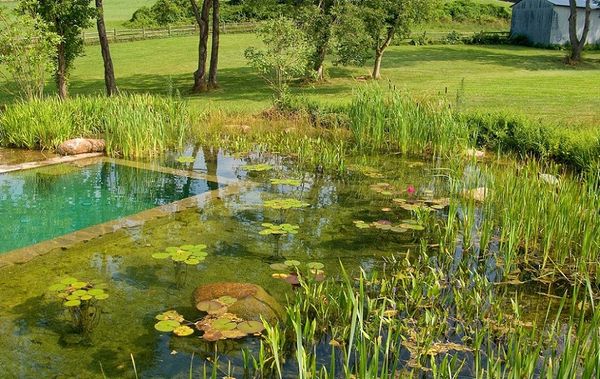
[551,7,600,45]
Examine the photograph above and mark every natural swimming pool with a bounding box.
[0,161,218,254]
[0,147,588,378]
[0,148,442,377]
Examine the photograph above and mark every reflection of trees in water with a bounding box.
[95,162,209,206]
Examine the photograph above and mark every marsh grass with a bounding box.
[348,84,472,156]
[0,94,189,158]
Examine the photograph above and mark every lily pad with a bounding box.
[60,277,78,285]
[176,156,196,164]
[94,293,109,300]
[212,318,237,331]
[154,320,181,332]
[242,163,273,172]
[197,300,226,314]
[307,262,324,270]
[173,325,195,336]
[87,289,105,296]
[270,178,302,186]
[217,296,237,306]
[238,321,265,334]
[285,260,301,267]
[64,300,81,307]
[264,198,310,210]
[49,283,66,292]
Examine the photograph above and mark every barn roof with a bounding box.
[513,0,600,9]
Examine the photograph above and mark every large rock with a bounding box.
[193,282,285,324]
[57,138,105,155]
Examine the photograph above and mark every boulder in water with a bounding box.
[193,282,285,324]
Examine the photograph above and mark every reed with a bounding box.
[0,94,189,158]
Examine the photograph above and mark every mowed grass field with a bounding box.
[35,34,599,129]
[0,0,154,28]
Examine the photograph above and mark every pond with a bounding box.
[0,147,450,378]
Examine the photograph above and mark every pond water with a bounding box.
[0,148,542,378]
[0,162,218,253]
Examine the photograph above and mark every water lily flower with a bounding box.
[407,185,416,196]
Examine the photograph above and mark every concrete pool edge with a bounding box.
[0,152,105,174]
[0,180,257,268]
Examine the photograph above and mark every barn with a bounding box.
[510,0,600,45]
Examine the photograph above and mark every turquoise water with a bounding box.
[0,162,217,254]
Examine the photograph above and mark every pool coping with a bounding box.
[0,157,255,268]
[0,152,105,174]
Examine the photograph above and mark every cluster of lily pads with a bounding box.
[392,197,449,212]
[152,244,208,266]
[264,198,310,210]
[353,219,425,233]
[49,277,108,334]
[155,297,265,342]
[242,163,273,172]
[270,178,302,186]
[347,164,385,179]
[259,223,299,236]
[270,260,326,285]
[49,277,109,308]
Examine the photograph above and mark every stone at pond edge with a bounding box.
[57,138,106,155]
[193,282,285,324]
[461,187,489,203]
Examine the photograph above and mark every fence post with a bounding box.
[113,28,117,42]
[168,25,171,37]
[142,27,146,39]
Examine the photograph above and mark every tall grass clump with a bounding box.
[348,84,473,156]
[0,94,189,158]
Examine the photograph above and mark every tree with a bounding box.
[0,9,60,100]
[335,0,438,79]
[20,0,95,99]
[568,0,593,63]
[208,0,220,88]
[293,0,338,81]
[190,0,212,92]
[245,17,311,106]
[95,0,118,96]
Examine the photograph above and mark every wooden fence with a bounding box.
[82,23,508,45]
[82,22,257,44]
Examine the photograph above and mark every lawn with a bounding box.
[0,0,154,28]
[40,34,598,129]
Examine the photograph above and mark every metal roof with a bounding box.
[513,0,600,9]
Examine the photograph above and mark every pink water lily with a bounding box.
[407,185,416,196]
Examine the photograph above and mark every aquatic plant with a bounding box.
[259,223,299,236]
[242,163,273,172]
[176,156,196,164]
[152,244,208,265]
[264,198,310,210]
[154,298,266,342]
[48,277,108,335]
[152,244,208,288]
[270,178,302,186]
[347,164,385,178]
[270,260,326,286]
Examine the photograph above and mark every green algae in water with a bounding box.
[0,162,218,254]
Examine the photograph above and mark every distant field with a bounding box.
[0,0,154,28]
[2,33,595,129]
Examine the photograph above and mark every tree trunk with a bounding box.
[190,0,212,92]
[372,50,384,79]
[371,25,396,80]
[314,40,327,81]
[56,38,68,100]
[208,0,220,89]
[96,0,118,96]
[568,0,592,63]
